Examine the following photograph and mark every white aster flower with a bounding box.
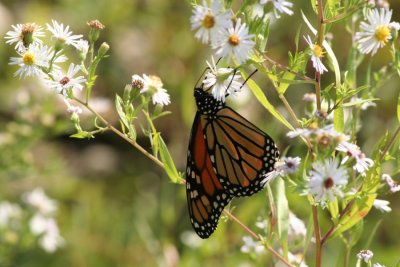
[357,249,374,263]
[47,63,86,96]
[260,0,294,17]
[0,202,22,227]
[29,214,64,253]
[304,35,328,74]
[23,188,58,215]
[308,158,348,205]
[255,218,268,229]
[240,236,265,254]
[373,199,391,213]
[287,125,349,147]
[63,98,82,114]
[202,57,242,101]
[47,20,83,48]
[356,8,400,55]
[382,174,400,193]
[5,23,45,51]
[9,43,50,78]
[262,157,301,185]
[214,19,255,64]
[75,39,89,55]
[141,74,170,106]
[336,141,374,176]
[190,0,232,45]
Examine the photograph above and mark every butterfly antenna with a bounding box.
[224,68,238,98]
[194,67,210,89]
[240,69,258,90]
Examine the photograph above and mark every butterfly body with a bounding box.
[186,87,279,238]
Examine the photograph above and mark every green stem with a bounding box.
[380,124,400,162]
[315,0,325,113]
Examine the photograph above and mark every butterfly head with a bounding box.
[194,88,225,115]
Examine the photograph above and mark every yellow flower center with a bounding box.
[374,25,391,43]
[148,75,162,92]
[22,52,35,65]
[313,44,324,58]
[228,34,240,46]
[202,14,215,29]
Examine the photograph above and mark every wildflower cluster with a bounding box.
[0,188,63,253]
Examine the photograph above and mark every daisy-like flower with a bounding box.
[308,158,348,205]
[75,39,89,58]
[47,20,83,48]
[262,157,301,185]
[336,141,374,176]
[5,23,45,51]
[260,0,294,17]
[47,63,86,96]
[22,187,58,216]
[373,199,391,213]
[214,19,255,64]
[304,35,328,74]
[355,8,400,55]
[357,249,374,263]
[9,43,50,78]
[190,0,232,45]
[202,57,242,101]
[140,74,170,106]
[29,214,64,253]
[240,236,265,254]
[382,174,400,193]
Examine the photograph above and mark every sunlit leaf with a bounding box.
[157,135,182,184]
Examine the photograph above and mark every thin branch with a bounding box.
[315,0,325,113]
[223,210,295,267]
[72,97,165,169]
[312,205,322,267]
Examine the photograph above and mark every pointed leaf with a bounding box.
[157,135,182,184]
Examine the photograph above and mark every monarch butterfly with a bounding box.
[186,69,279,238]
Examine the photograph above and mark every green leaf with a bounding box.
[70,131,95,139]
[272,177,289,256]
[333,107,344,132]
[397,93,400,123]
[115,94,129,129]
[246,78,294,130]
[157,135,182,184]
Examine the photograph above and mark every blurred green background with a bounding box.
[0,1,400,266]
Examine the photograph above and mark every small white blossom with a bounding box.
[9,43,50,78]
[75,39,89,55]
[29,214,64,253]
[336,141,374,176]
[0,202,22,227]
[202,57,242,102]
[287,125,349,146]
[140,74,170,106]
[5,23,45,51]
[240,236,265,254]
[382,174,400,193]
[275,252,308,267]
[214,19,255,64]
[304,35,328,74]
[255,218,268,229]
[63,98,82,114]
[357,249,374,263]
[47,20,83,48]
[190,0,232,45]
[262,157,301,185]
[303,93,316,102]
[260,0,294,17]
[23,187,57,215]
[288,212,306,238]
[373,199,391,213]
[356,8,400,55]
[47,63,86,96]
[308,158,348,205]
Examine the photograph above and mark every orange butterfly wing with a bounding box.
[201,107,279,197]
[186,113,233,238]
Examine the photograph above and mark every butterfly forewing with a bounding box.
[201,107,279,197]
[186,113,233,238]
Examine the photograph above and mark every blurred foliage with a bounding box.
[0,0,400,266]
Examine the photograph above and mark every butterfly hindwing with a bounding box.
[201,107,279,197]
[186,112,233,238]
